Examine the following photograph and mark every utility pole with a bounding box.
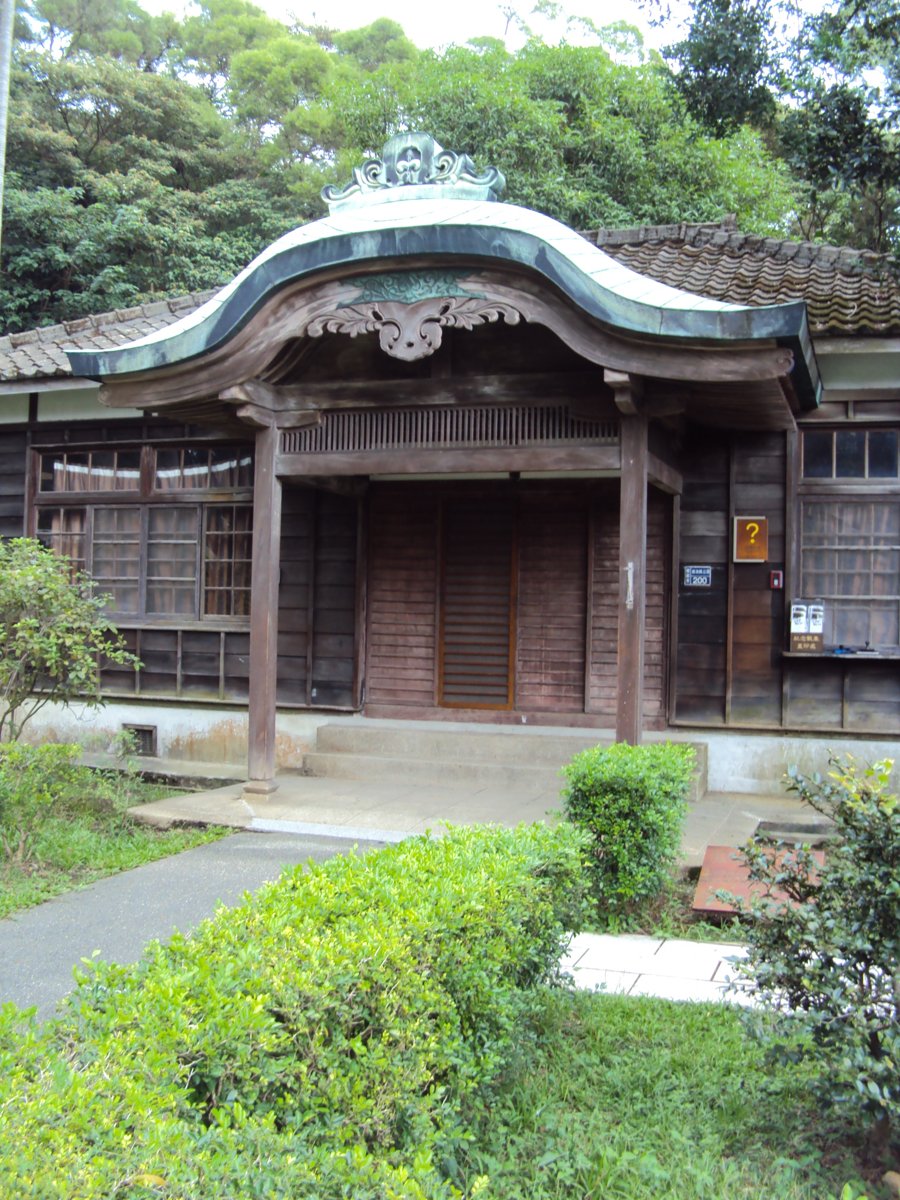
[0,0,16,251]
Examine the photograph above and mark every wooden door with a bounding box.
[439,501,516,708]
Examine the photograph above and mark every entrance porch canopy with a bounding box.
[66,134,822,792]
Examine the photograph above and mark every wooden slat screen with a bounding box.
[282,404,618,455]
[439,503,515,708]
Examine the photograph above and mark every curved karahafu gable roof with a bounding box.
[64,134,820,412]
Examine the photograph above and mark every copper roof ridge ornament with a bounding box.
[322,131,506,211]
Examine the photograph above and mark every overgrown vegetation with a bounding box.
[0,538,138,742]
[459,989,875,1199]
[0,745,223,917]
[0,817,881,1197]
[734,755,900,1165]
[562,741,695,919]
[0,823,587,1197]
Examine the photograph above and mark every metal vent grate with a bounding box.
[122,724,157,757]
[282,404,618,455]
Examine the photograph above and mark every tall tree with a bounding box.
[663,0,776,136]
[661,0,900,251]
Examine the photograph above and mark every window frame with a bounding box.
[32,440,254,628]
[796,426,900,652]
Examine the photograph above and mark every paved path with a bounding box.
[562,931,752,1005]
[0,831,385,1020]
[0,831,754,1022]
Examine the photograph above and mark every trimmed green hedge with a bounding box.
[562,741,695,910]
[0,822,586,1198]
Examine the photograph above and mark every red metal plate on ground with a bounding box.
[692,844,825,915]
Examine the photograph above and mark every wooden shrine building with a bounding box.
[2,134,898,792]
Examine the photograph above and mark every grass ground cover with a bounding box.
[0,769,226,918]
[462,987,875,1199]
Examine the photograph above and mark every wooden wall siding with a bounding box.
[784,659,900,733]
[100,628,250,700]
[0,434,27,537]
[586,487,668,726]
[275,485,358,708]
[644,491,670,727]
[364,481,671,722]
[276,486,314,704]
[587,495,619,719]
[440,502,516,708]
[729,435,786,725]
[310,493,357,707]
[366,487,440,707]
[673,431,730,723]
[515,496,586,712]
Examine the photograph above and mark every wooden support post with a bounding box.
[607,370,648,745]
[245,423,282,795]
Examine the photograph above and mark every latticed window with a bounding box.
[799,426,900,651]
[34,443,253,623]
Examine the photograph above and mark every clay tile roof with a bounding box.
[0,291,217,383]
[584,218,900,336]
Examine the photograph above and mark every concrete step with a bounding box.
[314,723,612,766]
[303,751,568,793]
[307,724,708,802]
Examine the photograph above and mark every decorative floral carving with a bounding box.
[346,271,479,305]
[305,296,522,362]
[322,132,505,208]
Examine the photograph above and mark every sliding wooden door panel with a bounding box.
[439,503,515,708]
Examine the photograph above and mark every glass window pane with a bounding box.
[835,430,866,477]
[146,506,198,615]
[93,508,141,614]
[801,499,900,649]
[868,431,898,479]
[114,450,142,490]
[183,448,210,489]
[155,449,183,491]
[36,507,86,571]
[203,504,252,618]
[803,430,832,477]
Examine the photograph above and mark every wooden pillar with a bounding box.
[245,422,282,794]
[607,371,648,745]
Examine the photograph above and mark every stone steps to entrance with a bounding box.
[305,722,708,802]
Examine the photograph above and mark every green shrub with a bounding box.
[561,741,694,911]
[0,537,139,742]
[0,741,83,862]
[734,755,900,1161]
[0,822,587,1198]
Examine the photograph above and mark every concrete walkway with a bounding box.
[562,931,752,1005]
[127,772,809,869]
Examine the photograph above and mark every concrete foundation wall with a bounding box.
[18,702,333,771]
[654,729,900,793]
[15,702,900,795]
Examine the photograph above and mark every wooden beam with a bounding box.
[609,370,649,745]
[245,423,282,795]
[648,454,682,496]
[277,445,621,478]
[268,372,610,413]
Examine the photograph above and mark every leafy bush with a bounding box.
[734,756,900,1160]
[561,741,694,913]
[0,741,83,862]
[0,822,587,1198]
[0,537,139,741]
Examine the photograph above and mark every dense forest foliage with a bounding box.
[2,0,897,334]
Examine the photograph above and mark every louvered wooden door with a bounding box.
[439,502,516,708]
